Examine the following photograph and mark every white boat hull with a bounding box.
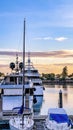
[10,124,33,130]
[9,117,34,130]
[45,120,71,130]
[0,85,44,96]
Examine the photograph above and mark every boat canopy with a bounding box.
[48,108,70,124]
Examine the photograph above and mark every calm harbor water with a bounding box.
[2,84,73,116]
[41,84,73,116]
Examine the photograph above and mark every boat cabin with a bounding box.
[1,74,28,85]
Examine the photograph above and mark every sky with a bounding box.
[0,0,73,74]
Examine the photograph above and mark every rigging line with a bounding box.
[22,19,25,126]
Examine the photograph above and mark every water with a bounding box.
[2,84,73,115]
[41,84,73,116]
[1,84,73,129]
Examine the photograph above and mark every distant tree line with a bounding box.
[41,66,73,81]
[0,72,5,77]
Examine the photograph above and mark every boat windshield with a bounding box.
[1,76,28,85]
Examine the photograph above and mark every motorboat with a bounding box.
[45,108,71,130]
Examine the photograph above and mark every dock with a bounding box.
[0,113,73,129]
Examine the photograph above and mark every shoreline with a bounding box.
[42,79,73,85]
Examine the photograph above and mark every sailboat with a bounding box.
[9,20,34,130]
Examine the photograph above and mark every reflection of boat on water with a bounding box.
[9,20,34,130]
[45,108,71,130]
[2,95,43,115]
[33,96,43,114]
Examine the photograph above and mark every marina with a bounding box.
[0,0,73,129]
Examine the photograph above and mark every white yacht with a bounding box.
[0,54,43,111]
[0,53,44,97]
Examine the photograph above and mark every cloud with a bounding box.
[29,50,73,58]
[0,64,8,67]
[0,51,22,56]
[0,49,73,58]
[54,63,73,66]
[33,36,68,42]
[0,48,19,52]
[33,37,52,41]
[55,37,68,42]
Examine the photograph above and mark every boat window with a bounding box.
[25,81,29,85]
[33,83,41,86]
[32,70,38,73]
[10,77,17,84]
[25,70,27,73]
[25,88,29,94]
[25,88,33,95]
[25,70,38,73]
[28,76,39,79]
[18,77,22,84]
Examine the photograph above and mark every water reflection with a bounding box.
[2,95,43,115]
[1,84,73,116]
[33,96,43,115]
[41,84,73,115]
[62,84,68,104]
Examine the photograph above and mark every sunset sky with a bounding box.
[0,0,73,74]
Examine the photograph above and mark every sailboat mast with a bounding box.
[22,19,25,108]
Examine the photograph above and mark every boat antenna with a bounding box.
[15,53,19,72]
[28,52,31,69]
[22,19,25,125]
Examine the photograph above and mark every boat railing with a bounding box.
[31,79,42,82]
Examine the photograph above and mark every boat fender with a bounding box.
[33,88,36,91]
[33,97,37,104]
[43,87,45,90]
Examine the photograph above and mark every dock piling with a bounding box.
[58,89,63,108]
